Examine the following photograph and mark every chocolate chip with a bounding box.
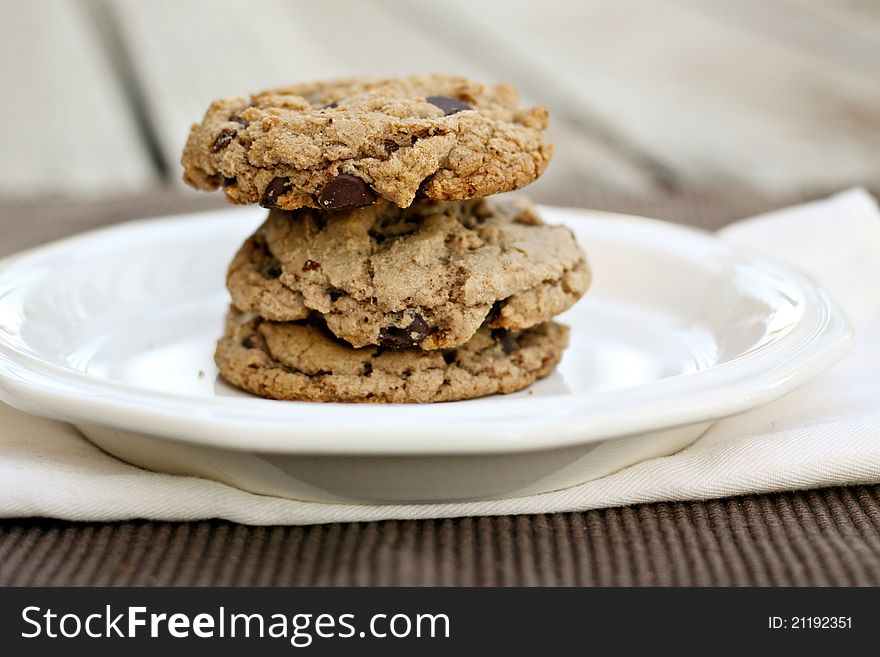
[241,335,257,349]
[383,139,400,154]
[368,229,387,244]
[378,327,415,348]
[378,314,429,348]
[261,177,291,208]
[442,350,457,365]
[318,174,377,210]
[327,288,344,302]
[426,95,473,116]
[302,260,321,272]
[368,227,416,244]
[362,362,373,377]
[409,313,429,335]
[415,175,434,199]
[491,328,517,355]
[262,262,282,278]
[254,237,283,278]
[211,128,237,153]
[485,300,504,324]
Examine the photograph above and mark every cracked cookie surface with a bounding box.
[215,307,569,403]
[227,196,589,349]
[182,74,552,210]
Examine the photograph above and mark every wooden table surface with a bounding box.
[2,0,879,209]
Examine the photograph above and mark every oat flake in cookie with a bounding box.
[215,308,569,403]
[181,74,552,210]
[227,196,590,350]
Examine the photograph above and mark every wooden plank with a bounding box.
[429,0,880,196]
[793,0,880,33]
[687,0,880,93]
[109,0,880,199]
[0,0,156,198]
[107,0,658,196]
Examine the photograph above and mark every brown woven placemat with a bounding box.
[2,486,879,586]
[1,185,878,586]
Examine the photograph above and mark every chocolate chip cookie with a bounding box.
[182,74,552,211]
[227,196,589,349]
[215,307,568,403]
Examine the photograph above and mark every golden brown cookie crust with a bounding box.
[226,196,589,349]
[181,74,552,210]
[215,307,569,403]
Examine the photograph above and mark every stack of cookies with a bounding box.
[181,75,589,403]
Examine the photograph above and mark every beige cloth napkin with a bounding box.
[1,189,878,525]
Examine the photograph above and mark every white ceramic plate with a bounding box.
[0,206,852,503]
